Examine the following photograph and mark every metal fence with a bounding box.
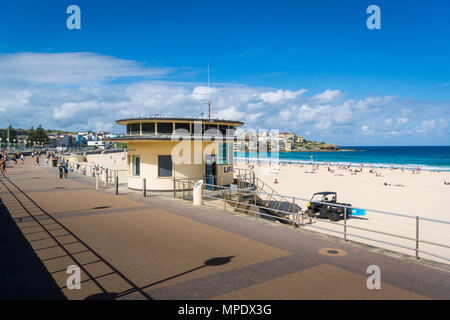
[175,180,450,263]
[69,162,128,188]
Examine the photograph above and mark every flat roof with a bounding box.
[116,117,244,126]
[104,134,243,142]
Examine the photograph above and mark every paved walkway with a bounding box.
[0,159,449,300]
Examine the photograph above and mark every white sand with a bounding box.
[236,162,450,264]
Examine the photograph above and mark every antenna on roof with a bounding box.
[207,61,211,120]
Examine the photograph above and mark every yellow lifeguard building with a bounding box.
[107,117,244,191]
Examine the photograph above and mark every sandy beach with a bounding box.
[236,161,450,264]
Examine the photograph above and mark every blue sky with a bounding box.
[1,0,449,145]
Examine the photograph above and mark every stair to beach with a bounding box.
[234,169,301,222]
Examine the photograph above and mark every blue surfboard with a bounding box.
[351,208,366,216]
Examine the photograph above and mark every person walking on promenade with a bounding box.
[57,159,64,179]
[63,159,69,178]
[0,155,7,175]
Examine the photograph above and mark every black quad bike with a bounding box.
[305,192,351,222]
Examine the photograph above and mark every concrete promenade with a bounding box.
[0,158,449,300]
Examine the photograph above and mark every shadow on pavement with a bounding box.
[0,197,67,300]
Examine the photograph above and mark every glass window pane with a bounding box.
[142,123,155,134]
[133,156,140,176]
[218,143,227,165]
[130,123,140,134]
[175,122,190,133]
[157,122,173,134]
[227,143,233,164]
[158,155,172,177]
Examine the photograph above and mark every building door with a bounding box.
[205,155,216,190]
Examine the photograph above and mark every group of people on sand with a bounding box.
[384,182,405,187]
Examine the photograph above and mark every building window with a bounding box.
[175,122,191,133]
[218,143,233,165]
[133,156,140,176]
[157,122,173,134]
[142,123,155,134]
[219,125,228,136]
[204,123,219,135]
[130,123,140,135]
[227,143,234,164]
[158,155,172,177]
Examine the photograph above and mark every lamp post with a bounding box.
[6,138,9,152]
[13,139,16,152]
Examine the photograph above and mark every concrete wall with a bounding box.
[86,151,128,171]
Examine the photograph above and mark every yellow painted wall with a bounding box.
[127,140,228,191]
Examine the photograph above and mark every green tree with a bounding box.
[27,125,49,144]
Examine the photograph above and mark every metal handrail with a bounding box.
[195,182,450,262]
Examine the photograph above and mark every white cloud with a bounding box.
[215,106,245,120]
[191,86,219,101]
[385,118,393,126]
[401,108,411,116]
[355,96,396,110]
[311,89,342,103]
[260,89,306,103]
[397,117,408,125]
[0,52,174,84]
[361,125,375,136]
[0,52,448,145]
[422,120,435,130]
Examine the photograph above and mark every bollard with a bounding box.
[292,197,296,228]
[193,180,203,206]
[416,216,420,259]
[115,176,119,195]
[103,170,107,187]
[143,178,146,197]
[173,180,176,198]
[344,207,347,241]
[95,172,99,189]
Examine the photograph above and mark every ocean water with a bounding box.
[235,146,450,171]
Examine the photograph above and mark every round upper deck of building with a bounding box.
[116,117,244,127]
[113,117,244,138]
